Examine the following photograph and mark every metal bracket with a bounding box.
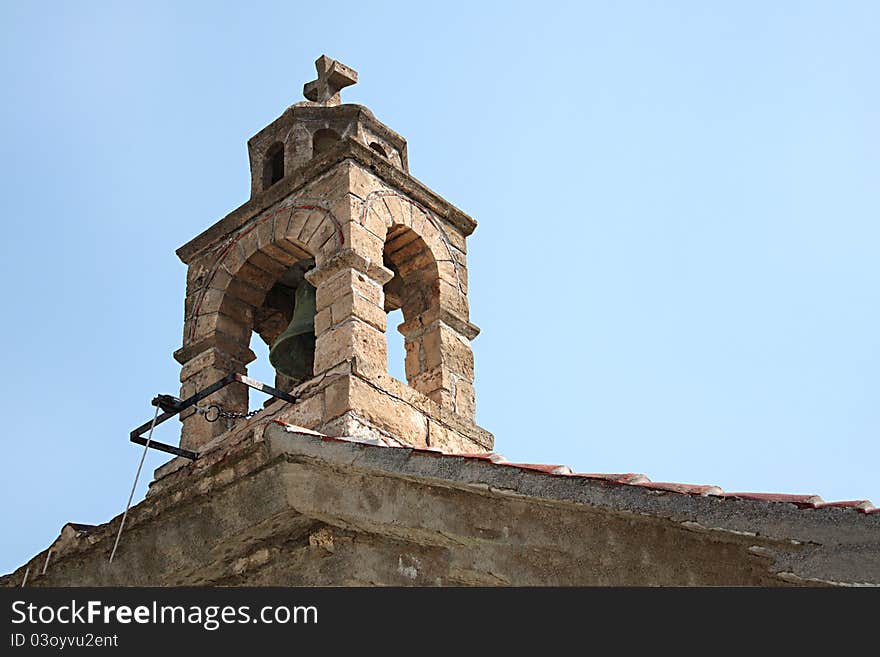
[129,373,297,461]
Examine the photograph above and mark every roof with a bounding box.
[272,420,878,514]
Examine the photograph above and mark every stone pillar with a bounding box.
[174,344,255,451]
[305,249,394,376]
[400,311,479,421]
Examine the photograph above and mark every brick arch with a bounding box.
[186,202,344,346]
[362,193,451,267]
[361,192,468,318]
[383,225,438,324]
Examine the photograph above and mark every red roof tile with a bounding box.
[572,473,650,484]
[505,463,573,475]
[723,493,824,508]
[635,482,724,497]
[817,500,875,511]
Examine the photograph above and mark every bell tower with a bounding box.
[174,55,492,454]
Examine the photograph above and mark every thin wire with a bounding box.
[109,403,160,564]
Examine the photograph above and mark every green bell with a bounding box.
[268,281,316,381]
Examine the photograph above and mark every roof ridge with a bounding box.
[274,422,876,514]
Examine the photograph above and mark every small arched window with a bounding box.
[263,142,285,189]
[369,142,388,158]
[312,129,341,156]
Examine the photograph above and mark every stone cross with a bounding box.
[303,55,358,107]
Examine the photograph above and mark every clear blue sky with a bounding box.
[1,1,877,574]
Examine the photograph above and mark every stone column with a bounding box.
[400,310,479,421]
[305,249,393,376]
[174,344,255,452]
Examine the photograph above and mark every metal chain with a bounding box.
[196,403,261,423]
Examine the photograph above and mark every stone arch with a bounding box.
[383,226,438,323]
[185,203,345,350]
[361,192,469,320]
[180,202,348,427]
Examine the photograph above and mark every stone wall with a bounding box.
[5,423,877,587]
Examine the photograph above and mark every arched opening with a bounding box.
[252,260,316,394]
[383,224,440,386]
[312,128,341,156]
[369,142,388,158]
[263,142,285,189]
[386,308,406,382]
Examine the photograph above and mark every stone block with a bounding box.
[344,222,384,262]
[203,266,232,295]
[425,419,478,453]
[218,242,248,277]
[347,161,385,200]
[255,215,277,251]
[390,232,430,267]
[437,260,466,293]
[306,215,338,255]
[296,210,327,246]
[261,241,302,268]
[438,278,469,320]
[409,209,432,241]
[302,160,351,199]
[287,209,314,243]
[192,287,224,317]
[331,292,386,332]
[314,319,387,374]
[380,194,409,228]
[179,369,249,451]
[427,388,454,410]
[273,213,310,257]
[226,278,266,308]
[218,294,255,327]
[319,232,341,261]
[345,376,428,447]
[314,307,332,336]
[404,338,424,380]
[408,367,455,396]
[421,323,474,379]
[233,261,276,291]
[321,375,350,421]
[361,204,388,240]
[315,268,384,311]
[191,312,250,345]
[179,347,249,383]
[443,224,467,253]
[306,248,393,287]
[454,379,475,420]
[235,227,262,264]
[273,390,324,431]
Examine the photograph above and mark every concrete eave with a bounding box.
[176,138,477,264]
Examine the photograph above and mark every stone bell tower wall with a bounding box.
[175,139,493,454]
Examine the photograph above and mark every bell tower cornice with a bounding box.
[177,138,475,265]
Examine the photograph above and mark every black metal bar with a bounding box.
[233,373,298,404]
[130,436,198,460]
[129,373,298,461]
[128,409,178,445]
